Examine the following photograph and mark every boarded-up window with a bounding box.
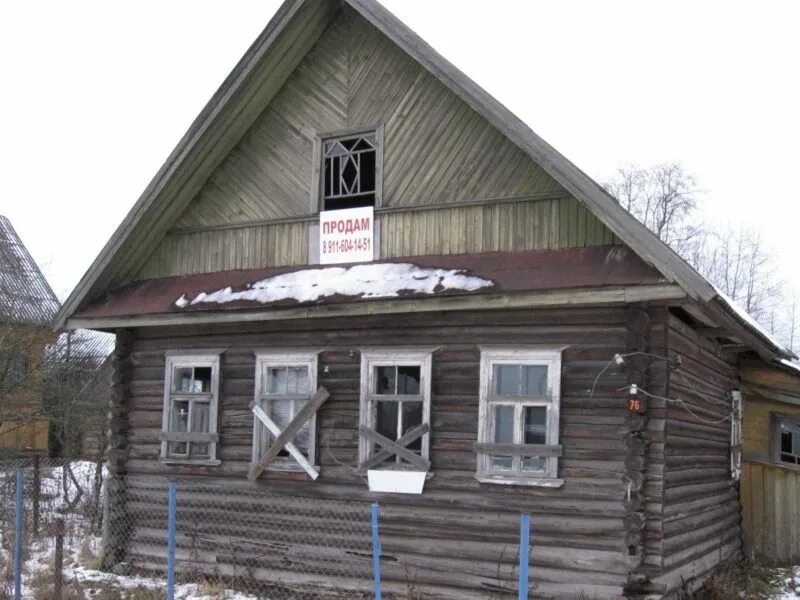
[476,348,563,485]
[160,352,221,464]
[252,352,319,471]
[359,349,433,468]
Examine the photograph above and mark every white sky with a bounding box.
[1,0,798,301]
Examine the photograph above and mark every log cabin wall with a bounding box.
[116,306,647,599]
[655,312,741,596]
[132,5,619,282]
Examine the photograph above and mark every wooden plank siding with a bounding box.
[138,197,619,279]
[127,7,624,283]
[741,461,800,565]
[114,307,642,599]
[173,6,564,231]
[739,363,800,565]
[654,312,741,596]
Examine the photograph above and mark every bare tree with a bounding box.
[605,162,703,256]
[605,162,795,354]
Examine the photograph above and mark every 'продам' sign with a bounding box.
[319,206,374,264]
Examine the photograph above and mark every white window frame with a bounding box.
[252,351,320,473]
[476,347,564,487]
[160,351,222,465]
[730,390,742,480]
[359,348,434,470]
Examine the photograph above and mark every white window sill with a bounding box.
[161,458,221,467]
[476,474,564,488]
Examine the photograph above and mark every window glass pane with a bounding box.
[522,457,546,473]
[402,402,423,451]
[169,442,187,456]
[375,366,396,395]
[397,366,421,394]
[268,399,293,457]
[170,400,189,432]
[174,368,194,393]
[267,367,288,395]
[493,405,514,444]
[494,365,521,396]
[524,406,547,445]
[194,367,212,393]
[490,456,513,470]
[794,431,800,457]
[286,367,310,395]
[192,443,210,459]
[782,430,792,454]
[192,402,210,434]
[293,399,311,453]
[376,401,398,441]
[523,366,548,397]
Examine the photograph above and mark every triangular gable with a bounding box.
[54,0,792,361]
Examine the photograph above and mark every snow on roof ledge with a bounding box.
[175,262,494,309]
[712,285,794,357]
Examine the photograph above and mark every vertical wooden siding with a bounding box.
[741,461,800,564]
[117,307,638,599]
[138,197,619,279]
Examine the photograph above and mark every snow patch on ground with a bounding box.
[175,262,494,308]
[778,567,800,599]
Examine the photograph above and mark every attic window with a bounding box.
[321,131,380,211]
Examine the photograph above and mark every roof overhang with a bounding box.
[67,247,682,329]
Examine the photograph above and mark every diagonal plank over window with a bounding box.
[248,387,330,481]
[359,425,431,471]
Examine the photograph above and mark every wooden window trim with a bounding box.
[311,124,384,213]
[252,351,321,473]
[476,347,564,487]
[358,348,434,470]
[160,352,221,465]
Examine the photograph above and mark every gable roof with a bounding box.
[53,0,794,361]
[0,215,60,326]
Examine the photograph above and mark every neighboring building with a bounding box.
[54,1,796,598]
[739,357,800,564]
[0,215,60,455]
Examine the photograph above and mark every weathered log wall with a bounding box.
[654,312,741,597]
[115,307,640,599]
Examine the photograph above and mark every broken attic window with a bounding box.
[322,133,377,210]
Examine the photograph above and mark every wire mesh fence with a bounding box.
[0,458,376,599]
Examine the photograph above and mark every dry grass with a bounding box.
[684,561,791,600]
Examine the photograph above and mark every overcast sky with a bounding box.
[1,0,798,302]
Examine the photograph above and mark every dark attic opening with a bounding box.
[322,132,376,210]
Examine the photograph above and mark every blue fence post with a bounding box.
[518,513,531,600]
[167,480,177,600]
[13,467,23,600]
[371,503,382,600]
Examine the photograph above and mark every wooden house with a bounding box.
[739,357,800,564]
[0,215,60,455]
[54,1,797,597]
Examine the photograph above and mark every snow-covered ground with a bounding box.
[0,461,263,599]
[778,568,800,600]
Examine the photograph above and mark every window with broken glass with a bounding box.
[774,414,800,467]
[477,349,562,484]
[322,132,378,211]
[359,350,433,468]
[252,353,318,471]
[161,353,220,463]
